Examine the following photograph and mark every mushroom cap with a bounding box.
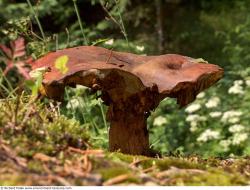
[31,46,223,107]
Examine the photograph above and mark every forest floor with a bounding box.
[0,98,249,186]
[1,142,250,186]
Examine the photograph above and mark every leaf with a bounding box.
[25,80,36,90]
[0,44,12,59]
[3,62,14,75]
[194,58,208,64]
[11,38,25,59]
[55,55,69,74]
[0,38,33,79]
[25,71,43,97]
[16,63,31,79]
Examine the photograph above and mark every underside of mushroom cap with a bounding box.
[31,46,223,107]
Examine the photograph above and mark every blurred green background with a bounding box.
[0,0,249,157]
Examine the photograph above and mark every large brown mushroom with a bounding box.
[31,46,223,156]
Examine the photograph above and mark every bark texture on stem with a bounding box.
[108,104,149,155]
[106,87,160,156]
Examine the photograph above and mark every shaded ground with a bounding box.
[0,97,249,186]
[1,139,250,186]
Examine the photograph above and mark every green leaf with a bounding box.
[55,55,69,74]
[25,72,43,97]
[194,58,208,64]
[25,79,36,89]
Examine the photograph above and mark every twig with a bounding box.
[156,166,206,178]
[81,155,92,173]
[33,153,58,163]
[68,147,104,155]
[49,175,72,186]
[101,1,129,47]
[142,166,156,173]
[105,49,113,64]
[0,143,27,168]
[129,157,150,167]
[103,174,130,186]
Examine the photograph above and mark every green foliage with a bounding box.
[60,86,109,150]
[150,77,250,156]
[147,0,250,157]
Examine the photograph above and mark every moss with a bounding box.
[0,174,27,186]
[98,166,140,184]
[186,170,248,186]
[157,157,205,171]
[202,157,222,167]
[27,160,45,173]
[46,115,89,151]
[0,98,90,158]
[108,152,134,163]
[99,167,132,180]
[106,152,155,169]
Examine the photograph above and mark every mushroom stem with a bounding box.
[107,104,150,156]
[104,85,160,156]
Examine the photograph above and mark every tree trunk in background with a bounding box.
[155,0,164,54]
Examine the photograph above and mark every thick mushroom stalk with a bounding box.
[105,85,160,155]
[31,46,223,156]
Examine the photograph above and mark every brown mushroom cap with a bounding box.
[31,46,223,107]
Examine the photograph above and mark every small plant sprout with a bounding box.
[30,46,223,156]
[28,66,50,97]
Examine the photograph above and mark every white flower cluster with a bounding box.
[197,92,205,99]
[205,97,220,108]
[228,80,244,95]
[66,98,80,109]
[209,111,222,118]
[228,124,245,133]
[221,110,242,123]
[136,45,145,52]
[197,129,220,142]
[219,124,248,149]
[153,116,167,126]
[245,79,250,87]
[219,140,231,151]
[232,133,248,145]
[185,103,201,113]
[186,114,200,122]
[186,114,206,132]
